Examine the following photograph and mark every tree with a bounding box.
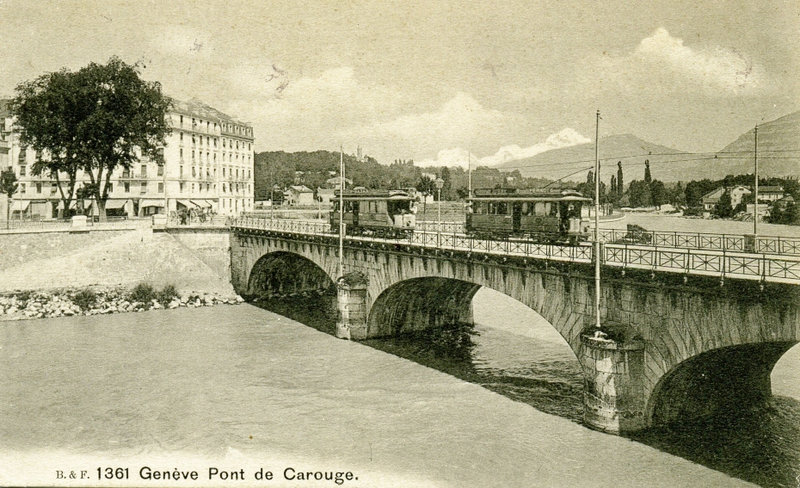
[650,180,666,209]
[616,161,624,197]
[1,168,19,228]
[416,175,436,213]
[11,69,83,217]
[644,159,652,184]
[610,175,617,201]
[713,190,734,218]
[11,57,171,221]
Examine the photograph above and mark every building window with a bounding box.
[124,182,130,193]
[222,167,226,177]
[158,182,164,193]
[140,164,147,178]
[191,183,195,192]
[140,182,147,194]
[107,183,113,193]
[50,184,57,194]
[180,165,184,177]
[192,166,196,177]
[123,168,130,178]
[157,165,163,176]
[180,132,184,142]
[19,165,26,176]
[180,115,183,125]
[179,182,185,192]
[20,183,26,193]
[36,182,42,193]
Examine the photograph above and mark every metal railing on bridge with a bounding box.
[231,217,800,285]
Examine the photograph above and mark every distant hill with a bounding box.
[709,111,800,179]
[496,111,800,183]
[496,134,688,183]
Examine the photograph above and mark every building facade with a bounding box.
[0,97,254,219]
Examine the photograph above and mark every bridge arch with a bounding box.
[247,251,335,297]
[366,270,586,357]
[646,340,798,427]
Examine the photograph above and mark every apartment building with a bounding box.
[0,97,254,219]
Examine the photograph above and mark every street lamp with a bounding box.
[435,177,444,247]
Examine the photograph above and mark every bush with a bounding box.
[129,283,156,304]
[156,284,178,306]
[71,289,97,311]
[14,290,33,303]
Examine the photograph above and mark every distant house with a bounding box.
[701,185,751,211]
[316,188,336,205]
[284,185,314,206]
[325,176,352,189]
[758,186,784,202]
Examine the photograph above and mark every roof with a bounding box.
[760,186,784,193]
[326,176,353,185]
[168,97,251,128]
[701,186,751,202]
[288,185,313,193]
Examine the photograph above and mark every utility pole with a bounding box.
[594,110,602,330]
[338,146,345,279]
[467,151,472,198]
[753,125,759,237]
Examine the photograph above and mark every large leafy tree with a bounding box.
[11,69,83,217]
[12,57,171,220]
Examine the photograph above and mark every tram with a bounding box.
[330,189,417,237]
[466,188,592,242]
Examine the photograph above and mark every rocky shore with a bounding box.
[0,286,245,321]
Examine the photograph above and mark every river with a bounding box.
[0,303,758,487]
[255,289,800,488]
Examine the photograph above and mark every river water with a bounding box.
[0,296,794,487]
[255,290,800,488]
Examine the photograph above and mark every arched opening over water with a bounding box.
[247,251,334,297]
[366,280,585,421]
[647,341,798,427]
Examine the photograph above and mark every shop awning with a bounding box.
[56,200,78,210]
[140,199,165,208]
[104,199,127,210]
[11,200,30,211]
[177,199,196,208]
[191,199,212,208]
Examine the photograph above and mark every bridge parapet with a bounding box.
[231,217,800,284]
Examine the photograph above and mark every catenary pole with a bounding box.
[339,146,345,279]
[594,110,601,330]
[753,125,758,237]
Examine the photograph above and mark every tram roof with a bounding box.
[469,188,591,202]
[334,189,415,200]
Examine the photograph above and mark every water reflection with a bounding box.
[251,291,800,487]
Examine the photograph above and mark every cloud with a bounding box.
[602,28,771,96]
[417,128,589,168]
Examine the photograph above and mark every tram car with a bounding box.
[330,189,417,237]
[466,188,592,242]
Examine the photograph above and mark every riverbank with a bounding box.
[0,228,233,296]
[0,305,751,488]
[0,286,244,321]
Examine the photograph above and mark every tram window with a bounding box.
[550,203,558,217]
[533,202,546,216]
[497,202,508,214]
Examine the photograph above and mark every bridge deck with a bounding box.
[232,217,800,285]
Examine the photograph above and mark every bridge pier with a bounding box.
[335,272,369,340]
[580,331,646,434]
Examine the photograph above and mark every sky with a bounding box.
[1,0,797,170]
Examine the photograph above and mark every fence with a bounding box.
[231,217,800,285]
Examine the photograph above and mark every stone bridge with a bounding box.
[230,226,800,435]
